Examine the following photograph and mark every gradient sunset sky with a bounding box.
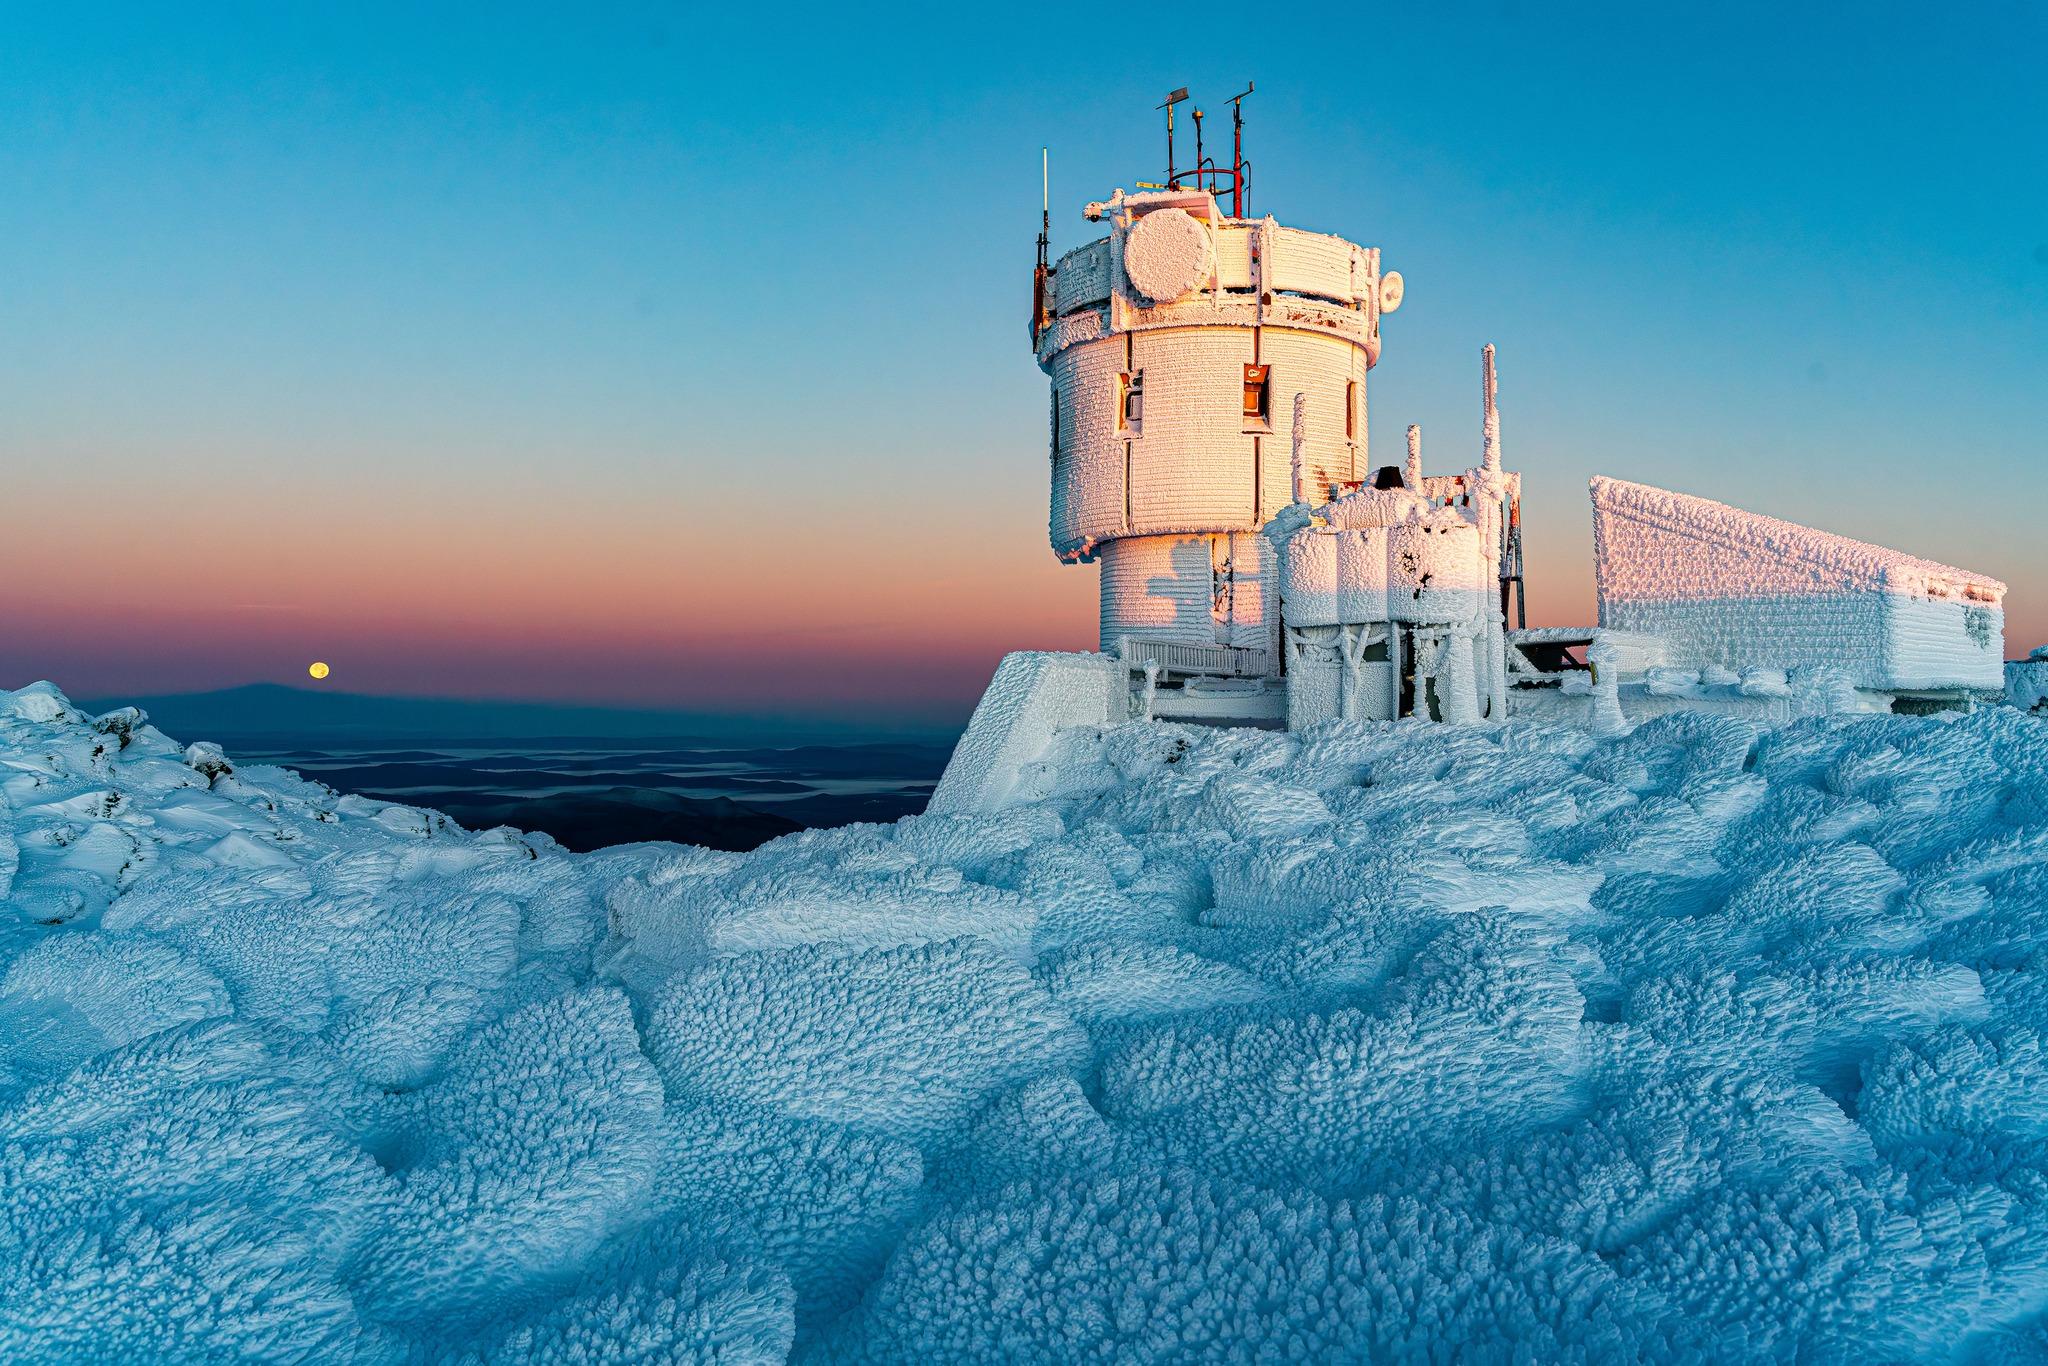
[4,3,2044,722]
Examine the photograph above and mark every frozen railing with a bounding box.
[1118,637,1274,678]
[1506,628,1669,685]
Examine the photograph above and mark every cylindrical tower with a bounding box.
[1033,186,1398,661]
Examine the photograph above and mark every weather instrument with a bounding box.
[1378,270,1405,313]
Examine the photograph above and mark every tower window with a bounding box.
[1345,380,1358,440]
[1242,364,1271,429]
[1050,388,1060,466]
[1119,370,1143,433]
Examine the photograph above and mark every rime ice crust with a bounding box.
[1120,206,1213,303]
[2005,651,2048,716]
[10,681,2048,1359]
[926,651,1124,814]
[1592,476,2008,695]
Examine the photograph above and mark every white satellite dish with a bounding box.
[1378,270,1405,314]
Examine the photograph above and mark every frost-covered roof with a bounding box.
[8,681,2048,1358]
[1593,475,2007,599]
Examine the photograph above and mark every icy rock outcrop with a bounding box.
[8,681,2048,1360]
[2010,648,2048,717]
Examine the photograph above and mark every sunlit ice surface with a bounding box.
[8,676,2048,1359]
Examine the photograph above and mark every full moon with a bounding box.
[308,661,330,680]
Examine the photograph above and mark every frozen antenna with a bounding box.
[1030,149,1052,338]
[1157,87,1189,184]
[1226,82,1253,216]
[1482,343,1501,474]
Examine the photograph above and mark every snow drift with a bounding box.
[6,680,2048,1361]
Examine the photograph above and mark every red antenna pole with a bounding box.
[1227,83,1253,216]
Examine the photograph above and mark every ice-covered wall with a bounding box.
[1098,536,1217,647]
[926,652,1125,815]
[1281,514,1487,631]
[1261,328,1368,503]
[1592,476,2007,695]
[1098,533,1271,653]
[1272,347,1518,731]
[1037,190,1389,654]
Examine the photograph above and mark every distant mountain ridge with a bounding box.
[60,682,955,852]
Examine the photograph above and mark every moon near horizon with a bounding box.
[308,661,330,680]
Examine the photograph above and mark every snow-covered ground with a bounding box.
[7,679,2048,1362]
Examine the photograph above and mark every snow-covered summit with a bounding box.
[10,680,2048,1361]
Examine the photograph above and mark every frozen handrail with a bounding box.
[1119,637,1274,679]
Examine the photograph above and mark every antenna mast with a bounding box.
[1156,83,1253,213]
[1157,87,1189,185]
[1031,148,1051,337]
[1482,345,1527,628]
[1227,83,1253,217]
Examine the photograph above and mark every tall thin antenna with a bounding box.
[1227,83,1254,216]
[1290,392,1307,504]
[1481,343,1500,473]
[1157,87,1189,185]
[1480,343,1526,628]
[1031,149,1051,338]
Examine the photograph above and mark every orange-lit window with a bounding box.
[1119,370,1143,433]
[1345,381,1358,439]
[1242,364,1270,428]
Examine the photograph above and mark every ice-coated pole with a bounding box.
[1290,392,1307,504]
[1406,423,1423,490]
[1482,343,1501,474]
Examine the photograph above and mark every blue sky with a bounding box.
[3,2,2044,715]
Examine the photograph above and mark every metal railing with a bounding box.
[1119,637,1274,678]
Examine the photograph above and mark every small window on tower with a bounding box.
[1119,370,1144,434]
[1345,381,1358,440]
[1242,364,1271,430]
[1050,389,1061,466]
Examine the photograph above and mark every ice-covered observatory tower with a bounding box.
[926,92,2014,817]
[1032,101,1408,695]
